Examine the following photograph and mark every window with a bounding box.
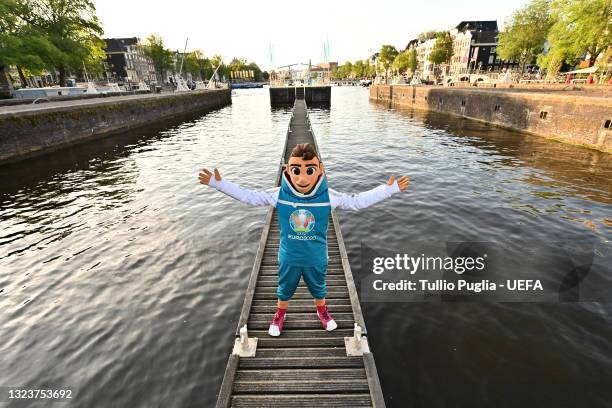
[488,56,494,64]
[491,46,496,53]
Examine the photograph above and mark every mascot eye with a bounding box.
[290,167,300,176]
[306,167,316,176]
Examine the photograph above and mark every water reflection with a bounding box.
[418,108,611,205]
[0,88,610,408]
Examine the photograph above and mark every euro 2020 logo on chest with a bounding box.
[289,209,315,234]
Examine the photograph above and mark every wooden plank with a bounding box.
[235,368,367,381]
[250,305,353,313]
[259,265,344,270]
[250,299,352,307]
[255,280,347,287]
[256,270,348,277]
[248,312,354,321]
[233,379,370,393]
[257,275,347,283]
[248,328,353,338]
[245,319,354,330]
[231,394,373,407]
[364,352,386,408]
[239,356,364,369]
[253,287,349,295]
[252,292,350,300]
[257,337,345,348]
[252,347,349,358]
[215,354,239,408]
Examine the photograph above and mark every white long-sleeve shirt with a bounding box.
[208,177,401,210]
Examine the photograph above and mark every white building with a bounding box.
[416,38,437,79]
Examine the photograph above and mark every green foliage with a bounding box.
[7,0,106,86]
[142,34,173,82]
[352,60,364,78]
[546,0,612,67]
[407,49,417,72]
[428,31,453,65]
[338,61,353,78]
[183,50,213,80]
[225,57,265,81]
[497,0,552,72]
[1,1,57,82]
[330,59,374,79]
[365,59,376,77]
[210,54,226,79]
[378,45,399,72]
[417,30,437,42]
[392,50,415,74]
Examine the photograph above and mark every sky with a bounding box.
[94,0,528,71]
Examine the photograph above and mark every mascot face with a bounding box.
[286,155,324,193]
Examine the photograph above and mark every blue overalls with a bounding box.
[275,172,331,300]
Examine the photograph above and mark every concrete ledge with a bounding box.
[369,85,612,153]
[0,89,231,164]
[0,89,152,107]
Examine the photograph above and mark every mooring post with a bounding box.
[232,324,257,357]
[345,322,371,356]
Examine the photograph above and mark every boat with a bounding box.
[230,82,264,89]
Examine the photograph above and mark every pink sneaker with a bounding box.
[316,305,337,331]
[268,309,286,337]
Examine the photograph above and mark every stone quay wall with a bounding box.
[0,89,231,164]
[369,85,611,153]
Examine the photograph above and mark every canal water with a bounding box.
[1,87,610,408]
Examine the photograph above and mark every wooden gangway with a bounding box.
[216,99,385,408]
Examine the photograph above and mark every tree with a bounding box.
[0,1,49,93]
[9,0,105,86]
[196,55,213,81]
[1,1,71,91]
[392,50,415,74]
[210,55,227,80]
[353,60,365,78]
[225,57,264,81]
[417,30,437,42]
[365,59,376,78]
[428,31,453,65]
[407,49,417,73]
[182,50,210,80]
[342,61,353,78]
[378,45,398,82]
[142,34,173,83]
[546,0,612,67]
[498,0,552,74]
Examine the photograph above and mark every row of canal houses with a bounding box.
[403,20,520,80]
[11,37,163,89]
